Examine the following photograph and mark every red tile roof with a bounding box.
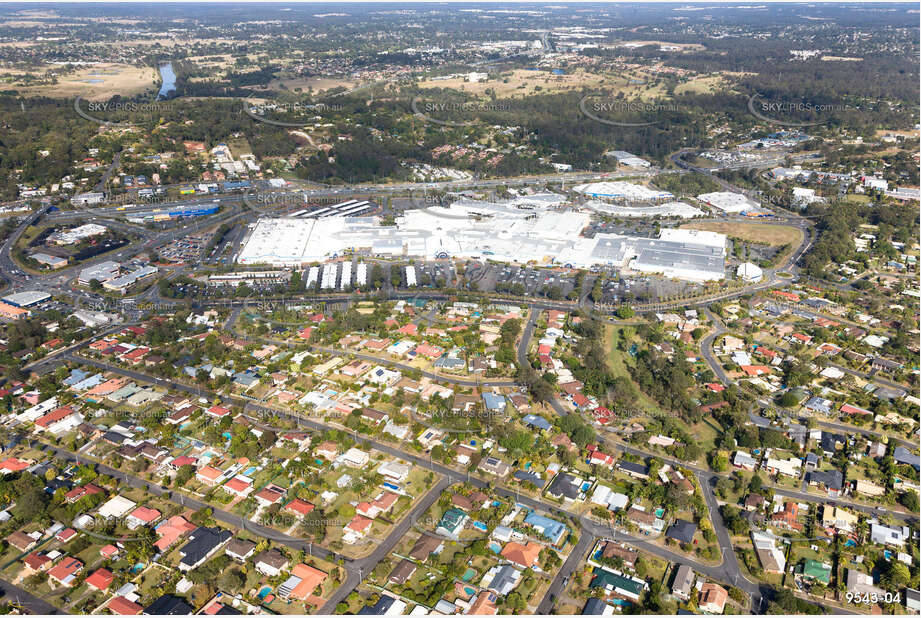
[86,568,114,591]
[107,596,144,615]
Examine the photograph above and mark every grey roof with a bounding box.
[672,564,695,595]
[631,240,725,276]
[617,460,650,477]
[874,386,906,400]
[254,549,288,569]
[666,519,697,544]
[434,356,465,369]
[482,393,506,410]
[522,414,552,431]
[387,559,417,585]
[487,564,521,596]
[548,473,580,500]
[78,261,120,282]
[807,469,843,491]
[805,397,832,414]
[513,470,545,488]
[358,595,397,615]
[225,538,256,559]
[233,371,260,387]
[62,369,91,386]
[582,598,610,615]
[144,595,193,615]
[179,526,231,569]
[820,432,844,453]
[894,447,920,470]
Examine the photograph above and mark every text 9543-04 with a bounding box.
[845,592,900,605]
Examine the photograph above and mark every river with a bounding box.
[157,62,176,100]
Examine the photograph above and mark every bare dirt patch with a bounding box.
[681,221,804,247]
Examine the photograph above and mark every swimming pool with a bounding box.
[244,466,257,476]
[472,521,488,532]
[258,586,272,600]
[654,508,665,518]
[463,586,476,596]
[461,568,476,582]
[487,541,501,553]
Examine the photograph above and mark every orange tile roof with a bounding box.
[289,563,327,600]
[500,541,542,568]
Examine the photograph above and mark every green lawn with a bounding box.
[603,324,664,416]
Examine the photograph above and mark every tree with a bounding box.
[880,561,910,590]
[615,306,635,319]
[220,568,246,590]
[898,490,918,511]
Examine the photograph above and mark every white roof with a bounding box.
[573,181,673,200]
[659,228,727,250]
[2,290,51,307]
[736,262,763,278]
[97,495,136,519]
[697,191,759,213]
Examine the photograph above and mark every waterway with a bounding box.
[157,62,176,99]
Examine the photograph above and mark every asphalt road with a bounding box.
[39,435,452,615]
[53,353,772,607]
[0,577,62,615]
[52,342,897,616]
[36,440,343,560]
[700,307,732,385]
[318,477,451,614]
[699,306,917,479]
[534,524,593,614]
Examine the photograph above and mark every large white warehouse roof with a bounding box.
[696,191,760,213]
[573,182,673,201]
[236,201,727,282]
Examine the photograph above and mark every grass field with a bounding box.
[681,221,804,247]
[415,67,698,101]
[0,63,157,100]
[674,74,730,95]
[603,324,664,416]
[266,76,357,93]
